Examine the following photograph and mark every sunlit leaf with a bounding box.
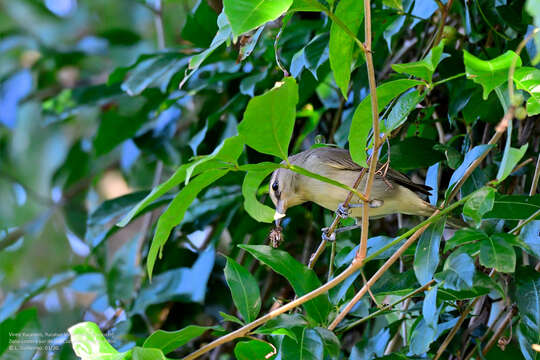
[234,340,276,360]
[223,0,292,37]
[242,165,279,223]
[143,325,214,355]
[463,50,522,100]
[238,77,298,160]
[514,66,540,115]
[392,41,447,83]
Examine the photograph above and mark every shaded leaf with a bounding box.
[479,233,516,273]
[235,340,276,360]
[414,218,446,285]
[497,143,528,182]
[435,252,475,291]
[463,186,495,223]
[383,90,425,133]
[447,145,494,197]
[281,328,323,360]
[147,169,227,278]
[349,79,424,167]
[143,325,214,355]
[444,228,489,252]
[513,266,540,360]
[224,256,261,323]
[240,245,331,324]
[485,194,540,220]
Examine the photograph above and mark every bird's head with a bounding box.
[269,167,305,226]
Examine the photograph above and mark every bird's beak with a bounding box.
[273,200,286,223]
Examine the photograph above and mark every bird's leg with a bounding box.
[336,203,351,218]
[321,227,336,242]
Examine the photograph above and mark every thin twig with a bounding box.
[481,306,517,356]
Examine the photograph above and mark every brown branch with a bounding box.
[481,305,517,356]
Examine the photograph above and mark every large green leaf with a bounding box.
[238,77,299,160]
[444,228,489,252]
[143,325,214,355]
[241,164,280,223]
[479,233,516,273]
[446,145,494,197]
[521,221,540,258]
[329,0,364,97]
[147,169,227,278]
[514,266,540,360]
[392,41,447,83]
[382,90,425,133]
[280,328,324,360]
[388,137,445,171]
[463,50,522,100]
[349,79,423,167]
[240,245,331,324]
[463,186,495,223]
[181,0,219,48]
[414,218,446,285]
[435,252,475,291]
[514,66,540,115]
[485,194,540,220]
[223,0,292,37]
[234,340,276,360]
[224,256,261,323]
[118,135,243,227]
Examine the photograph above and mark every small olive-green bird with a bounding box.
[269,147,442,237]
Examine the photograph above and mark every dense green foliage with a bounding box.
[1,0,540,359]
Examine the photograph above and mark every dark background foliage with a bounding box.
[0,0,539,359]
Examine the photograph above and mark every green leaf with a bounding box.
[234,340,276,360]
[496,143,528,182]
[281,328,324,360]
[107,235,140,304]
[240,245,331,324]
[121,53,188,96]
[414,218,446,285]
[132,247,215,315]
[68,322,128,360]
[349,79,424,167]
[118,135,243,227]
[514,67,540,115]
[463,187,495,223]
[242,165,280,223]
[463,50,522,100]
[444,228,489,252]
[525,0,540,65]
[382,90,425,133]
[314,327,340,359]
[305,33,329,79]
[329,0,364,97]
[521,221,540,258]
[223,0,292,37]
[0,308,40,356]
[147,170,227,279]
[143,325,213,355]
[388,137,445,171]
[479,233,516,273]
[224,256,261,323]
[485,194,540,220]
[238,77,299,160]
[383,0,402,10]
[181,0,219,48]
[255,313,308,340]
[391,41,446,83]
[219,311,245,325]
[350,327,390,359]
[446,145,494,198]
[513,266,540,360]
[290,0,325,11]
[132,347,167,360]
[435,252,475,291]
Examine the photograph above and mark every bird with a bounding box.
[268,147,453,241]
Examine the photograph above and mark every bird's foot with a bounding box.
[336,203,351,218]
[321,227,336,242]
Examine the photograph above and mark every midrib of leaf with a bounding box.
[487,237,500,270]
[232,265,251,319]
[299,328,306,360]
[237,0,267,33]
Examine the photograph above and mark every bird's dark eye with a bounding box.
[272,181,279,191]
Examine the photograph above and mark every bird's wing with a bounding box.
[315,148,432,196]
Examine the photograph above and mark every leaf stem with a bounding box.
[432,72,466,87]
[338,280,435,333]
